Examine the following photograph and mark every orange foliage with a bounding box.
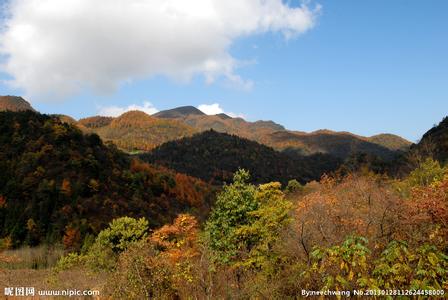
[0,195,6,208]
[172,173,204,207]
[63,226,81,250]
[88,110,196,152]
[61,178,72,196]
[150,214,199,264]
[406,175,448,243]
[130,159,211,209]
[294,174,406,257]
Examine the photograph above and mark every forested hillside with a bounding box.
[260,130,409,160]
[141,130,341,185]
[0,111,212,248]
[152,106,410,159]
[411,116,448,163]
[80,111,197,152]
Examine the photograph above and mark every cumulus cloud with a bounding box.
[198,103,244,118]
[98,101,158,117]
[0,0,320,100]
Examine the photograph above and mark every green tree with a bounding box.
[397,158,447,197]
[235,182,292,273]
[87,217,149,271]
[205,169,258,264]
[94,217,149,253]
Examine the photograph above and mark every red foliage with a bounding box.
[0,195,6,208]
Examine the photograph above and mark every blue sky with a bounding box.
[1,0,447,142]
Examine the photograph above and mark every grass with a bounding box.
[0,245,65,269]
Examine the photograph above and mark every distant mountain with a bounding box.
[79,111,197,152]
[154,107,286,142]
[53,114,78,125]
[150,105,409,160]
[153,106,205,119]
[78,116,114,128]
[216,113,232,120]
[259,130,407,160]
[0,96,35,112]
[5,98,407,158]
[0,110,212,246]
[411,116,448,163]
[367,134,411,151]
[141,130,342,185]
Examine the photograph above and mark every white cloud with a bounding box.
[0,0,320,100]
[198,103,244,118]
[98,101,158,117]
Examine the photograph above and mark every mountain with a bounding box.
[151,105,409,159]
[0,110,212,247]
[2,98,407,158]
[79,111,197,152]
[216,113,232,120]
[140,130,342,185]
[259,129,408,160]
[367,134,411,151]
[78,116,114,128]
[411,116,448,163]
[0,96,35,112]
[153,106,205,119]
[155,109,286,141]
[53,114,78,125]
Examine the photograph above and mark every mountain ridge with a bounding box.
[141,130,342,185]
[153,106,205,119]
[0,96,412,157]
[411,116,448,163]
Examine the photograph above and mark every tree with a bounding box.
[396,157,447,197]
[63,226,81,251]
[94,217,149,253]
[86,217,149,271]
[204,169,258,264]
[234,182,292,273]
[406,173,448,243]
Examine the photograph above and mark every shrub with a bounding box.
[86,217,149,271]
[285,179,303,194]
[94,217,149,253]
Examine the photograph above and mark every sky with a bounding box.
[0,0,447,142]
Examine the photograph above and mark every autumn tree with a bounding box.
[294,173,405,259]
[405,173,448,244]
[63,226,81,251]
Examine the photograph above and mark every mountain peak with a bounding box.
[0,95,36,112]
[216,113,232,120]
[110,110,155,128]
[153,106,205,119]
